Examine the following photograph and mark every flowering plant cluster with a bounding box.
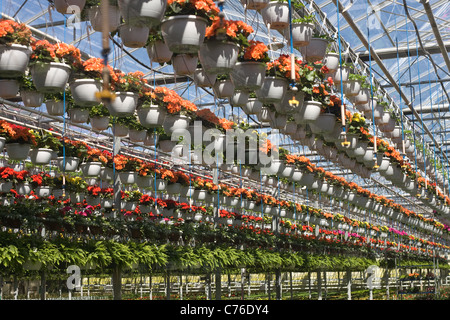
[240,40,269,63]
[195,108,236,132]
[0,19,34,46]
[0,120,36,145]
[165,0,220,21]
[152,86,198,115]
[205,17,253,47]
[30,40,82,68]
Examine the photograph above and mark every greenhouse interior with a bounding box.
[0,0,449,302]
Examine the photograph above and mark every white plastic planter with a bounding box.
[108,92,139,117]
[112,123,129,137]
[30,62,71,93]
[68,108,89,124]
[261,2,290,30]
[299,100,322,123]
[213,79,235,99]
[322,53,340,73]
[16,182,31,195]
[193,68,216,88]
[57,157,79,172]
[129,129,146,142]
[21,90,44,107]
[147,40,173,63]
[309,113,336,134]
[118,0,166,27]
[161,15,208,54]
[36,186,52,198]
[80,161,102,177]
[88,5,121,32]
[118,24,150,48]
[6,143,30,161]
[119,171,136,185]
[199,41,239,74]
[0,79,19,99]
[333,66,351,84]
[69,79,102,107]
[230,90,250,107]
[230,61,266,91]
[163,114,191,135]
[283,23,313,47]
[241,98,263,115]
[304,38,328,62]
[137,104,167,128]
[53,0,86,14]
[90,116,110,131]
[171,54,198,75]
[29,148,53,165]
[0,44,31,78]
[45,100,65,116]
[256,76,288,103]
[239,0,269,10]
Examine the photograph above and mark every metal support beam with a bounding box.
[381,77,450,88]
[402,104,450,114]
[420,0,450,76]
[358,41,450,61]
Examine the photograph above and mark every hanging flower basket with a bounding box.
[107,92,139,117]
[69,79,102,107]
[45,100,65,116]
[213,79,235,99]
[137,104,167,128]
[230,61,266,91]
[16,182,31,195]
[239,0,269,10]
[0,181,13,193]
[0,44,31,78]
[158,139,177,153]
[257,105,271,123]
[100,166,114,181]
[57,156,79,172]
[283,23,313,47]
[20,90,44,108]
[90,116,110,131]
[0,79,19,99]
[68,108,90,124]
[119,171,136,185]
[309,112,336,134]
[268,111,287,129]
[128,129,146,142]
[333,66,351,84]
[36,186,52,198]
[256,76,288,103]
[29,148,53,165]
[136,174,153,188]
[147,40,173,63]
[240,98,262,115]
[261,2,290,30]
[88,5,121,32]
[113,122,129,137]
[353,88,371,105]
[6,143,30,160]
[166,182,182,194]
[322,52,340,74]
[30,62,71,93]
[118,24,150,48]
[163,114,191,135]
[53,0,86,14]
[298,100,322,123]
[304,38,329,63]
[193,68,217,88]
[171,53,198,75]
[199,40,239,74]
[118,0,167,27]
[80,161,102,177]
[161,15,208,54]
[342,80,361,97]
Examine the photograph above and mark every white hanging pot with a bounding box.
[57,157,79,172]
[161,15,208,54]
[118,24,150,48]
[137,104,167,128]
[29,148,53,165]
[379,117,396,133]
[268,111,287,129]
[68,108,89,124]
[129,129,146,142]
[309,112,336,134]
[304,37,329,63]
[256,76,288,103]
[230,61,266,91]
[119,171,136,185]
[6,143,30,161]
[143,132,159,146]
[30,62,71,94]
[107,91,138,117]
[45,100,65,116]
[261,2,290,30]
[230,90,250,107]
[90,116,110,131]
[16,182,32,195]
[193,68,216,88]
[241,98,262,115]
[163,114,191,135]
[158,139,176,153]
[20,90,44,108]
[0,44,31,78]
[136,174,153,188]
[299,100,322,123]
[36,186,52,198]
[0,79,19,99]
[0,181,13,193]
[199,40,239,74]
[147,40,173,63]
[100,166,114,181]
[112,123,129,137]
[171,54,198,75]
[353,88,371,105]
[166,182,182,194]
[257,106,271,123]
[342,80,361,97]
[80,161,102,177]
[213,79,235,99]
[322,53,340,73]
[53,0,86,14]
[282,121,297,136]
[239,0,269,10]
[69,79,102,107]
[118,0,166,27]
[88,5,121,32]
[332,66,351,84]
[283,23,313,47]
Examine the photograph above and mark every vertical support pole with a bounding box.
[40,270,46,300]
[215,269,222,300]
[347,269,352,300]
[112,264,122,300]
[317,271,322,300]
